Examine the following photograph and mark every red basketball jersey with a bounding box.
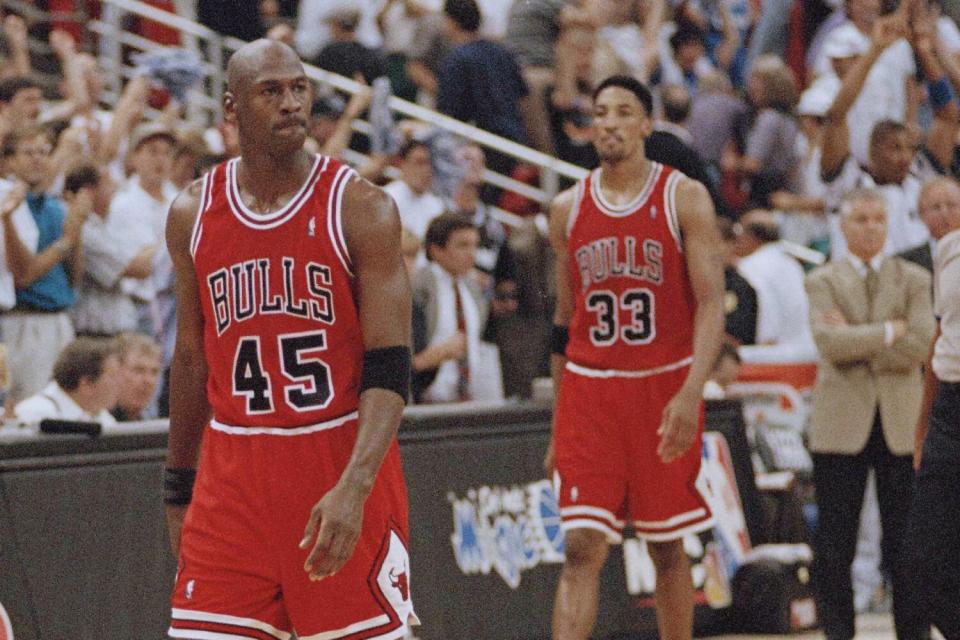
[190,155,363,428]
[565,163,696,371]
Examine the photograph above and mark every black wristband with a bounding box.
[163,467,197,506]
[551,325,569,356]
[360,345,412,401]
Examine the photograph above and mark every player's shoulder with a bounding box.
[166,177,207,250]
[340,173,401,249]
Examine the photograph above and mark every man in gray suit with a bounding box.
[806,187,935,640]
[410,212,488,403]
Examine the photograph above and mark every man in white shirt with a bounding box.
[383,139,446,241]
[108,122,177,333]
[411,213,489,403]
[14,337,121,426]
[736,210,817,363]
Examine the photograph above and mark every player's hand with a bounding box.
[165,504,188,558]
[657,386,701,464]
[300,482,366,581]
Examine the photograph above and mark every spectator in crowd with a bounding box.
[900,173,960,272]
[411,212,488,403]
[592,0,664,83]
[111,332,162,422]
[13,337,121,426]
[675,0,749,87]
[647,83,717,207]
[687,69,747,191]
[295,0,384,62]
[383,139,445,241]
[718,217,758,346]
[0,14,31,81]
[821,7,957,260]
[659,25,715,96]
[731,54,801,209]
[908,175,960,640]
[0,126,88,404]
[404,12,452,108]
[376,0,432,102]
[314,7,386,84]
[549,20,600,169]
[0,76,42,132]
[814,0,915,165]
[170,130,210,190]
[806,187,934,640]
[504,0,593,155]
[67,162,160,338]
[436,0,530,162]
[736,209,816,362]
[108,122,177,334]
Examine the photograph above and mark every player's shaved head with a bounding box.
[226,38,304,95]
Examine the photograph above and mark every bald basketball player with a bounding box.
[163,39,417,640]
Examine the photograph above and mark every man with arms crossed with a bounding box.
[164,39,416,640]
[546,75,724,640]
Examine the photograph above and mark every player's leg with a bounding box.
[552,528,609,640]
[647,539,694,640]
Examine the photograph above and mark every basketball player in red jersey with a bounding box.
[163,39,417,639]
[546,75,724,640]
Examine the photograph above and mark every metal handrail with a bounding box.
[6,0,590,206]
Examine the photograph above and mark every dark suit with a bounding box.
[898,242,934,273]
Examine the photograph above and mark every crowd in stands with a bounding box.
[0,0,960,631]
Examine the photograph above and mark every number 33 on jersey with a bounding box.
[565,163,696,372]
[191,155,365,429]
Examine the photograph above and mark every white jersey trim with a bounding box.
[327,165,356,277]
[190,168,216,259]
[210,410,358,436]
[589,163,662,218]
[298,613,391,640]
[225,155,328,230]
[565,355,693,379]
[560,505,625,527]
[560,518,624,544]
[664,170,683,250]
[635,514,715,542]
[169,631,256,640]
[634,508,708,530]
[170,608,291,639]
[565,179,586,238]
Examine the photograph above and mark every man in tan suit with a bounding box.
[806,188,935,640]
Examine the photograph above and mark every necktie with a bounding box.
[865,265,879,310]
[453,281,471,401]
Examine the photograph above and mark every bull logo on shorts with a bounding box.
[389,568,409,601]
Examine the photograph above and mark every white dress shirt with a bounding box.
[422,263,482,403]
[383,180,446,241]
[14,381,117,426]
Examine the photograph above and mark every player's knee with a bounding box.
[562,528,609,571]
[647,539,687,574]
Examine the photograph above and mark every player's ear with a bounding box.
[223,92,237,123]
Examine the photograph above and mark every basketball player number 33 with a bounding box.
[233,331,333,415]
[586,288,656,346]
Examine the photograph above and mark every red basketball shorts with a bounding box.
[554,361,713,543]
[169,416,417,640]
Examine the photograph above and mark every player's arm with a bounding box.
[544,186,577,477]
[163,179,211,557]
[657,177,724,464]
[301,176,412,581]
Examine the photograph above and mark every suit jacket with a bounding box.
[897,242,934,273]
[410,265,488,401]
[805,257,935,455]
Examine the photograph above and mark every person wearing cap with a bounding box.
[814,0,916,166]
[107,121,177,335]
[821,5,958,260]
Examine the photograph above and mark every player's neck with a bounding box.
[599,155,652,194]
[236,149,314,198]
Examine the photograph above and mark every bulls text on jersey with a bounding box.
[207,256,337,336]
[574,236,664,288]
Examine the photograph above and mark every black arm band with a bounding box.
[361,346,412,402]
[163,467,197,506]
[551,325,569,356]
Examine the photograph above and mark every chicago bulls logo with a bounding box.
[389,568,409,601]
